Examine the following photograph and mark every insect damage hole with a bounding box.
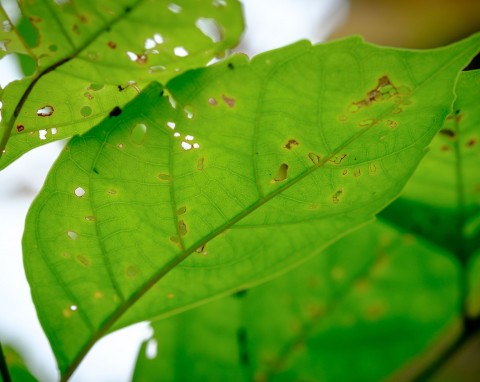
[67,231,78,240]
[195,18,223,43]
[273,163,288,182]
[74,187,85,197]
[145,339,158,360]
[37,105,54,117]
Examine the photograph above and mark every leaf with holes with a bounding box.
[23,34,480,379]
[0,6,30,60]
[132,220,461,382]
[0,0,244,169]
[380,70,480,317]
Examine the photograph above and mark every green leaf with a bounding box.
[22,35,480,379]
[0,0,244,169]
[132,221,462,382]
[0,5,30,59]
[381,70,480,260]
[380,70,480,316]
[2,346,38,382]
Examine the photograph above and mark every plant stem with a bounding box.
[0,341,12,382]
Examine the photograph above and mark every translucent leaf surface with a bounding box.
[0,5,30,59]
[23,35,480,378]
[0,0,244,169]
[132,221,461,382]
[380,70,480,315]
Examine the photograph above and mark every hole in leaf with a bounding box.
[167,3,182,13]
[195,18,223,43]
[184,105,194,119]
[67,231,78,240]
[273,163,288,182]
[167,121,176,129]
[69,304,77,311]
[154,33,164,44]
[37,105,54,117]
[130,123,147,145]
[145,339,158,359]
[181,142,192,150]
[38,129,47,140]
[74,187,85,197]
[174,46,188,57]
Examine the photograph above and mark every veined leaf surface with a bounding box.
[22,35,480,379]
[380,70,480,316]
[0,0,244,169]
[132,221,461,382]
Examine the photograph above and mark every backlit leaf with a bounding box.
[22,34,480,378]
[0,0,244,169]
[380,70,480,316]
[132,221,461,382]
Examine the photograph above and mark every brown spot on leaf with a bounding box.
[222,94,235,108]
[350,75,399,112]
[197,157,205,171]
[439,128,456,138]
[76,255,90,267]
[16,125,24,132]
[332,189,343,204]
[308,152,321,166]
[273,163,288,182]
[107,41,116,49]
[328,154,347,165]
[178,220,187,236]
[466,138,476,147]
[284,139,299,150]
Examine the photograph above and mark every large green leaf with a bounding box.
[132,221,462,382]
[380,70,480,316]
[22,35,480,379]
[0,0,244,169]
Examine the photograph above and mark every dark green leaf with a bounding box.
[133,221,461,382]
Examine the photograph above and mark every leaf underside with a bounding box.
[0,0,244,169]
[132,220,461,382]
[22,34,480,377]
